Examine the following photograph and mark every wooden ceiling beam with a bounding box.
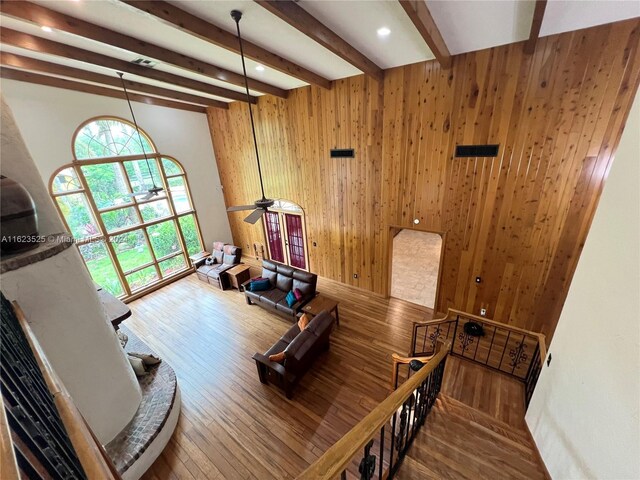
[0,1,286,98]
[0,28,257,104]
[121,0,332,90]
[0,52,229,109]
[525,0,548,54]
[1,68,207,113]
[398,0,451,68]
[255,1,384,83]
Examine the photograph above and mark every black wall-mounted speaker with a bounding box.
[330,148,355,158]
[455,144,500,157]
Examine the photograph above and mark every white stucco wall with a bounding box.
[1,80,232,249]
[525,93,640,479]
[1,95,142,443]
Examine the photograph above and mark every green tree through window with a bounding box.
[51,117,204,299]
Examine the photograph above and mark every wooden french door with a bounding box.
[264,210,307,270]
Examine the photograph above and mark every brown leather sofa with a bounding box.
[196,242,242,289]
[243,260,317,321]
[253,310,335,398]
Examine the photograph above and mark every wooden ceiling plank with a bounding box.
[525,0,548,54]
[0,52,229,109]
[0,1,287,98]
[0,28,257,103]
[0,67,207,113]
[254,0,384,83]
[120,0,332,90]
[398,0,451,68]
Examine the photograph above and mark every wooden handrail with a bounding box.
[391,353,434,390]
[0,396,19,479]
[12,301,120,479]
[296,340,452,480]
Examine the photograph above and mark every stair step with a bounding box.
[397,395,546,480]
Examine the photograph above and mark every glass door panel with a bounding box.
[264,211,285,263]
[79,241,124,297]
[284,213,306,269]
[159,255,187,277]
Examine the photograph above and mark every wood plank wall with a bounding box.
[207,19,640,338]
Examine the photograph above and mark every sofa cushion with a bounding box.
[222,245,241,265]
[208,263,234,280]
[262,266,277,286]
[276,273,293,292]
[284,329,315,361]
[213,241,225,252]
[213,250,224,263]
[282,324,301,344]
[265,339,289,357]
[197,265,217,276]
[275,299,296,316]
[259,289,287,307]
[306,311,334,337]
[245,289,261,302]
[298,313,311,331]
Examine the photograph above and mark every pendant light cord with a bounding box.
[232,10,267,202]
[117,72,157,189]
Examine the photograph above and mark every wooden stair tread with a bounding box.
[398,397,546,480]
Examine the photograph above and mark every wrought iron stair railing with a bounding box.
[295,340,451,480]
[1,293,121,479]
[410,308,547,408]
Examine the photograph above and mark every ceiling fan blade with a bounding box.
[125,191,146,198]
[141,192,154,201]
[227,204,257,212]
[244,208,266,224]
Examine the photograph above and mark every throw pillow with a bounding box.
[250,278,271,292]
[129,352,162,366]
[286,290,297,307]
[298,313,310,331]
[269,351,285,363]
[127,355,148,377]
[293,288,303,301]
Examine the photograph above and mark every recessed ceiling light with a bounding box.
[41,26,53,33]
[255,65,265,71]
[377,27,391,37]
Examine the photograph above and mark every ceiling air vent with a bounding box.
[455,144,500,158]
[330,148,355,158]
[131,57,157,68]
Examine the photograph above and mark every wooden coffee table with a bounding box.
[226,264,252,291]
[303,294,340,326]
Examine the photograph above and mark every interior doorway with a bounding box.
[390,229,443,309]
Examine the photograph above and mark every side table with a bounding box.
[302,294,340,326]
[226,264,252,291]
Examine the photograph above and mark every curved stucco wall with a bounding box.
[1,94,142,443]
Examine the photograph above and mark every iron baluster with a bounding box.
[395,401,408,452]
[498,330,511,369]
[378,426,385,480]
[358,439,376,480]
[389,410,397,472]
[509,334,529,374]
[485,326,497,365]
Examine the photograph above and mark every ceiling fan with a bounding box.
[117,72,164,202]
[225,10,275,225]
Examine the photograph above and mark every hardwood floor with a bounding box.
[125,274,541,479]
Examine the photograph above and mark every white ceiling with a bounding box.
[298,0,434,68]
[0,0,638,106]
[540,0,640,37]
[427,0,536,55]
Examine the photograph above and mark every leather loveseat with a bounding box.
[243,260,317,321]
[196,242,242,289]
[253,310,335,398]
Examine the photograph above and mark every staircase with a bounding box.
[396,395,546,480]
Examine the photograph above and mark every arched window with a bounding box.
[263,199,309,271]
[50,117,204,299]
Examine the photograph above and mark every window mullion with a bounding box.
[74,165,131,297]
